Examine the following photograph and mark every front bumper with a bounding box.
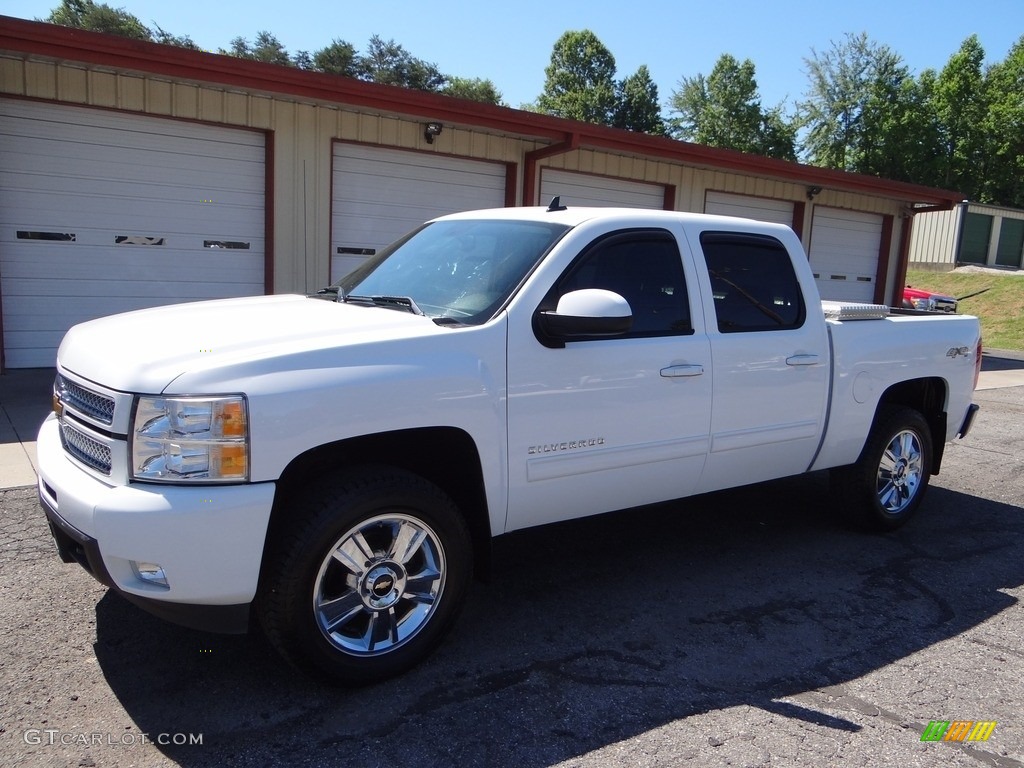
[37,414,276,633]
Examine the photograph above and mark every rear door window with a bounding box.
[699,232,805,333]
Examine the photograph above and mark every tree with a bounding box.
[224,31,291,66]
[309,40,361,77]
[933,36,989,198]
[854,66,943,185]
[613,65,666,134]
[982,35,1024,207]
[152,24,202,51]
[45,0,150,40]
[536,30,618,124]
[670,54,796,159]
[799,32,903,170]
[441,77,504,106]
[759,107,799,162]
[360,35,446,91]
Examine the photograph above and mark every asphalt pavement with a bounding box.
[0,361,1022,767]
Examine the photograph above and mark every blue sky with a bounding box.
[4,0,1022,114]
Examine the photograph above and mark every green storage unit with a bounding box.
[958,213,992,264]
[995,218,1024,268]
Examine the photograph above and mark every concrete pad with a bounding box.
[977,369,1024,390]
[979,350,1024,390]
[0,368,53,489]
[0,442,36,488]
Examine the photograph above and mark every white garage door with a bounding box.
[332,144,507,280]
[0,100,265,369]
[808,208,883,303]
[705,191,795,227]
[540,169,665,210]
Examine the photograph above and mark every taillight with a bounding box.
[973,337,983,390]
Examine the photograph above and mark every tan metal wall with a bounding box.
[908,207,961,269]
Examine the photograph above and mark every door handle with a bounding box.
[786,354,820,366]
[660,364,704,378]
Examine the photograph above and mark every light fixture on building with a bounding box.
[423,122,443,144]
[806,185,822,200]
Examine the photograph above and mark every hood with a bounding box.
[58,294,442,393]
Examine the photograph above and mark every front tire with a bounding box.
[835,406,933,531]
[258,466,472,685]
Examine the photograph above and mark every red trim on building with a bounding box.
[503,162,517,208]
[263,130,275,295]
[791,201,806,241]
[894,215,914,306]
[523,135,579,207]
[662,186,676,211]
[0,15,965,208]
[874,215,895,305]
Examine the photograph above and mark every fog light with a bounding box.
[131,561,170,589]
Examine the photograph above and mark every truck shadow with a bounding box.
[92,475,1024,767]
[982,353,1024,372]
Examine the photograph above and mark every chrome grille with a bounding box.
[57,375,114,425]
[60,422,112,475]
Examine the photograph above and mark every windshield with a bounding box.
[332,219,570,324]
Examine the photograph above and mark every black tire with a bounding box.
[258,466,472,685]
[834,406,933,532]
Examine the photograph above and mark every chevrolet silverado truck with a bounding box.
[38,203,982,685]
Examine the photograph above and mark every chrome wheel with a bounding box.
[313,513,446,656]
[876,429,924,514]
[835,405,933,532]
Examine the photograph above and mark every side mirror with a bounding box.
[535,289,632,347]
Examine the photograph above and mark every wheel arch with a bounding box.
[874,377,948,474]
[269,427,492,579]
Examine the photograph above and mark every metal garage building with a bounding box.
[0,16,963,370]
[909,202,1024,271]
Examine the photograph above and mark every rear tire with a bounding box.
[835,406,933,532]
[258,466,472,685]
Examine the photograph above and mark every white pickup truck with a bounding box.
[38,203,981,684]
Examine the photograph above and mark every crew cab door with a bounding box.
[504,226,712,532]
[688,229,830,493]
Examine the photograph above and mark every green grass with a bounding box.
[905,269,1024,351]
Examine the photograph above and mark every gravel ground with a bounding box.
[2,385,1022,768]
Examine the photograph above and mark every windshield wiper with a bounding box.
[341,294,425,316]
[310,285,340,299]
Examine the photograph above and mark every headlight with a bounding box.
[130,395,249,483]
[912,297,936,311]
